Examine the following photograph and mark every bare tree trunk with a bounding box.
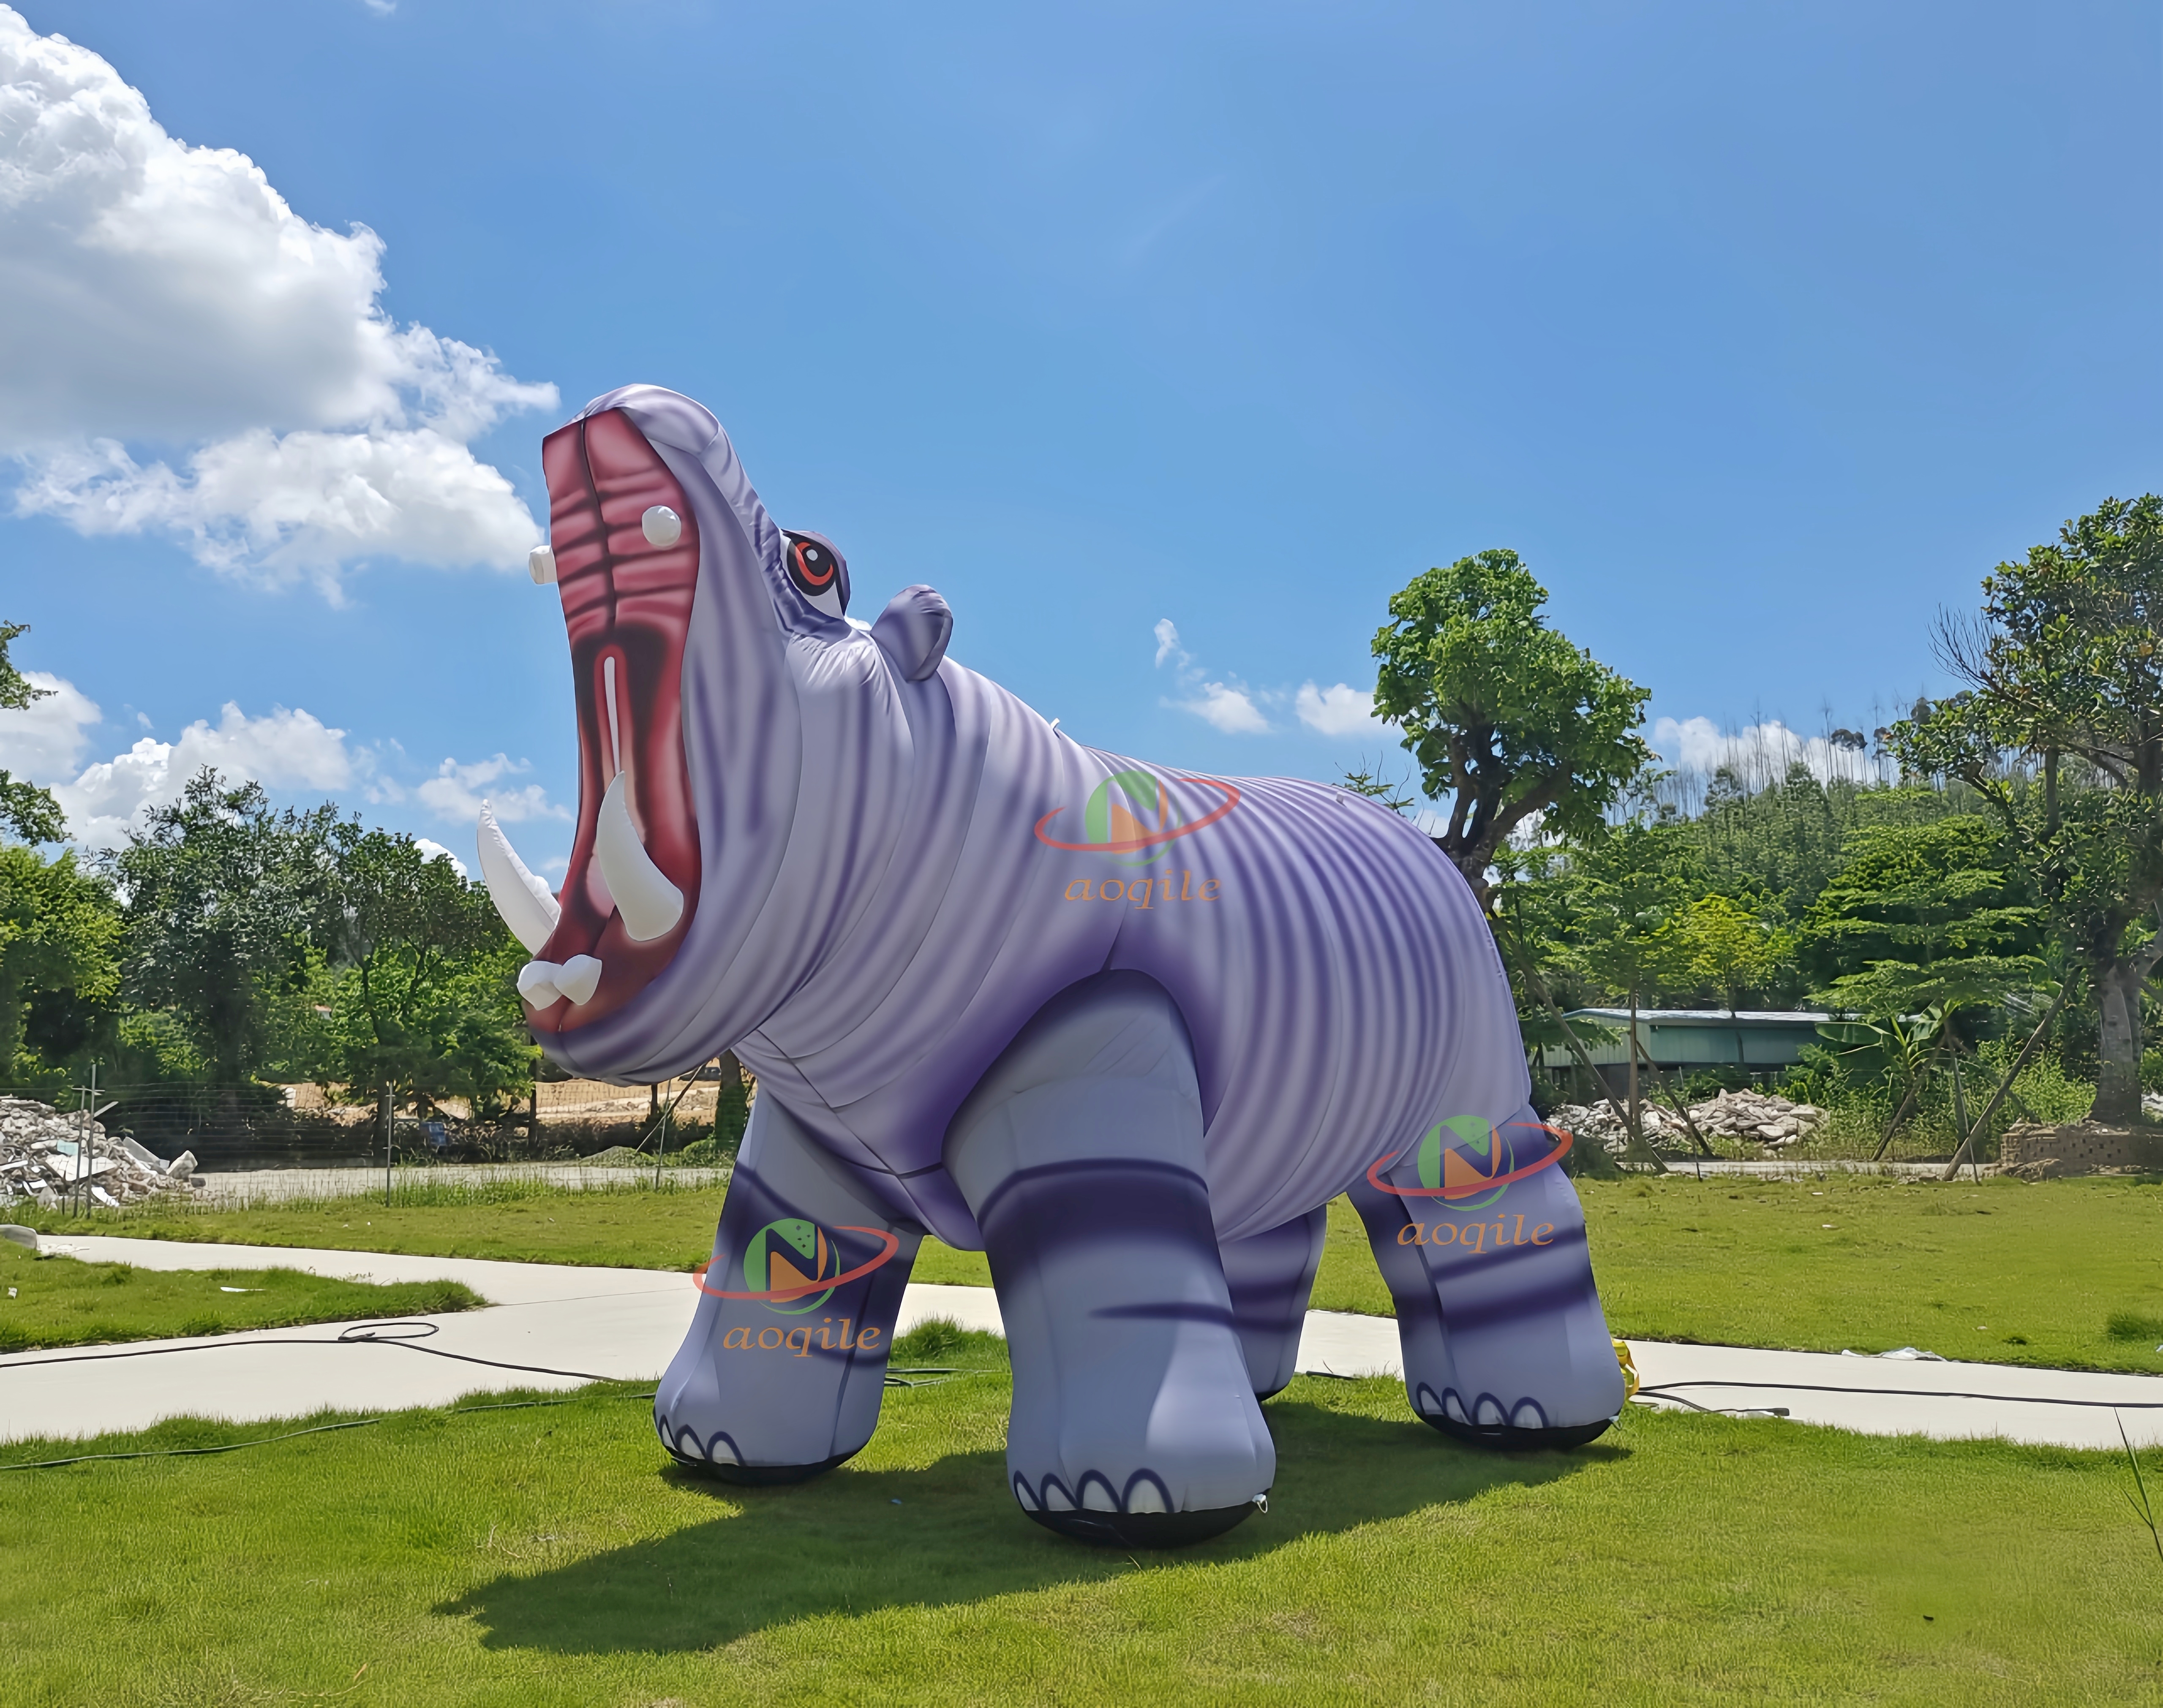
[1489,918,1658,1170]
[2094,961,2147,1125]
[1627,989,1643,1146]
[1942,980,2070,1180]
[1632,1027,1716,1157]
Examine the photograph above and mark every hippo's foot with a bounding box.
[670,1446,860,1485]
[1349,1104,1627,1451]
[1419,1409,1616,1453]
[1022,1500,1262,1550]
[948,972,1276,1549]
[653,1095,922,1480]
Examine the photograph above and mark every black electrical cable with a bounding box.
[0,1325,991,1471]
[0,1390,659,1472]
[0,1320,622,1384]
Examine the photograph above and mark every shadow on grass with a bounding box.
[443,1393,1624,1654]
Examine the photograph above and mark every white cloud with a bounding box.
[0,668,101,778]
[415,753,567,825]
[413,837,467,877]
[1152,618,1269,734]
[1295,680,1384,737]
[48,700,355,848]
[19,427,544,601]
[1653,715,1887,789]
[1180,681,1270,735]
[0,8,556,591]
[1154,617,1186,668]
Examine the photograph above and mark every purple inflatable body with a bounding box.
[489,385,1625,1546]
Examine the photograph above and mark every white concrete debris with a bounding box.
[1547,1101,1670,1154]
[1548,1088,1827,1154]
[1684,1088,1828,1150]
[0,1098,200,1210]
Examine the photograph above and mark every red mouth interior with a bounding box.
[529,410,703,1033]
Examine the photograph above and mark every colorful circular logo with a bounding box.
[1034,769,1240,865]
[1365,1116,1572,1210]
[692,1219,901,1313]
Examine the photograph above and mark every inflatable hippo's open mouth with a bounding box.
[478,408,703,1034]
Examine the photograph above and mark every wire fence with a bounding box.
[0,1069,752,1173]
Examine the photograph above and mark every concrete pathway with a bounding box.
[6,1237,2160,1453]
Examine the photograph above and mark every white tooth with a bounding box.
[556,954,603,1005]
[528,545,557,584]
[641,506,681,548]
[595,772,684,941]
[478,803,562,955]
[518,961,564,1006]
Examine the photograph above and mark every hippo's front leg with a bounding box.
[945,971,1273,1548]
[654,1094,921,1480]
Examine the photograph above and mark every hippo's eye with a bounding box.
[782,529,850,619]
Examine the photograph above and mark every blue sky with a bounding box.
[1,0,2156,874]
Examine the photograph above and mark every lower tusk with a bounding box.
[518,954,602,1009]
[528,545,556,584]
[517,960,563,1006]
[478,803,562,955]
[555,955,602,1005]
[595,773,684,941]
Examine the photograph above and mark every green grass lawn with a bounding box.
[0,1239,484,1352]
[2,1327,2157,1705]
[15,1178,734,1270]
[22,1172,2163,1375]
[1579,1173,2163,1376]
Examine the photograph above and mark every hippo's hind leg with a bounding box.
[1349,1105,1624,1450]
[654,1093,921,1483]
[945,971,1272,1548]
[1220,1207,1327,1400]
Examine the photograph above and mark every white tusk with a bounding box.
[528,545,557,584]
[517,954,602,1008]
[478,802,562,955]
[556,954,603,1005]
[595,772,684,941]
[641,506,681,548]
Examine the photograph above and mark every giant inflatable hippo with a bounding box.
[479,385,1626,1547]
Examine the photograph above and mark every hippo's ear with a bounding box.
[872,585,953,682]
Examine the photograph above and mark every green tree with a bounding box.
[0,844,120,1077]
[1896,496,2163,1122]
[104,771,335,1084]
[1558,822,1698,1156]
[1677,892,1791,1014]
[315,825,533,1128]
[0,622,65,845]
[1372,550,1654,906]
[1800,817,2043,1021]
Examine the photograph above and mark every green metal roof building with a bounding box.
[1536,1009,1833,1077]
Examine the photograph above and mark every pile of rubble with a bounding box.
[1684,1088,1828,1150]
[0,1097,198,1210]
[1547,1088,1827,1155]
[1547,1101,1671,1155]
